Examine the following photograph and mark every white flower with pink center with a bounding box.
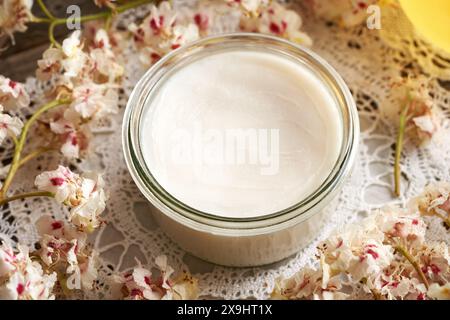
[0,241,56,300]
[89,29,124,82]
[412,182,450,222]
[416,242,449,282]
[69,171,107,232]
[0,105,23,145]
[272,268,322,299]
[36,48,64,81]
[50,118,91,159]
[225,0,269,15]
[61,31,89,81]
[0,75,30,111]
[35,215,98,291]
[116,255,198,300]
[349,240,394,281]
[307,0,378,27]
[129,1,200,66]
[0,0,33,43]
[34,165,78,203]
[159,23,199,52]
[35,167,107,232]
[239,2,312,46]
[375,207,426,245]
[70,83,119,120]
[0,241,16,277]
[385,76,440,144]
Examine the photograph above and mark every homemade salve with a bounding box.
[123,34,359,266]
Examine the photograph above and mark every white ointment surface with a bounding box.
[141,50,342,218]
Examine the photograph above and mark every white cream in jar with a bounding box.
[141,51,342,218]
[123,34,358,266]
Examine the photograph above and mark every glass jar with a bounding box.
[122,33,359,267]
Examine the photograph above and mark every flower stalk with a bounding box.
[393,96,412,197]
[33,0,155,46]
[0,99,70,198]
[0,191,54,206]
[394,244,429,290]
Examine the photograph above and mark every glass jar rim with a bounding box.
[122,33,359,233]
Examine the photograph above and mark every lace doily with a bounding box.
[0,1,449,300]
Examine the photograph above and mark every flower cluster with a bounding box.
[36,29,123,159]
[411,182,450,228]
[225,0,270,16]
[35,215,98,292]
[0,76,28,145]
[129,1,200,66]
[235,1,312,45]
[0,0,203,301]
[0,0,33,43]
[0,75,30,111]
[273,195,450,300]
[113,255,199,300]
[35,166,107,232]
[393,76,440,144]
[0,105,23,145]
[306,0,379,27]
[0,241,56,300]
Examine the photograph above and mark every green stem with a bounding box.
[32,0,154,47]
[0,192,54,206]
[51,0,152,26]
[395,245,429,290]
[393,100,410,197]
[0,99,70,198]
[37,0,56,19]
[8,130,18,147]
[18,147,55,168]
[31,16,52,24]
[48,22,61,48]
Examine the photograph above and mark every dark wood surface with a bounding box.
[0,0,100,81]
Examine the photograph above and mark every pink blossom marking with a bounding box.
[269,22,281,35]
[365,248,379,259]
[412,219,419,225]
[194,13,209,31]
[134,28,145,42]
[357,2,368,9]
[171,44,181,50]
[51,221,63,230]
[71,134,78,146]
[151,53,161,63]
[16,283,25,295]
[150,16,165,34]
[97,40,105,49]
[8,80,17,89]
[144,276,152,286]
[130,288,143,297]
[430,264,441,274]
[50,177,65,186]
[417,293,425,300]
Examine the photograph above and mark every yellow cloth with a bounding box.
[399,0,450,53]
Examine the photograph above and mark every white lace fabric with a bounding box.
[0,1,449,299]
